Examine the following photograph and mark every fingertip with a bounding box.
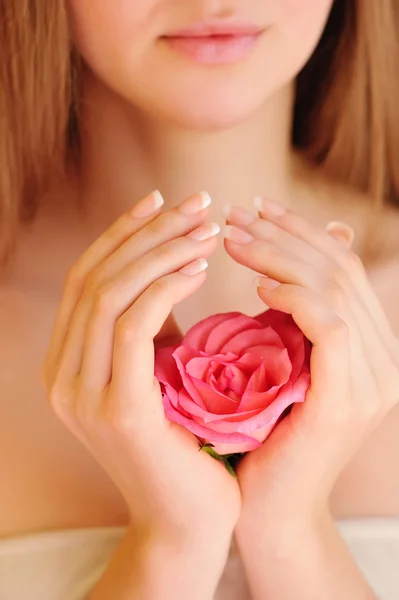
[254,276,281,290]
[179,258,208,276]
[326,221,355,247]
[224,225,255,245]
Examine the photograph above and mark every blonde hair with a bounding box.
[1,0,399,261]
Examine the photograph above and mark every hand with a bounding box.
[42,190,240,548]
[224,198,399,526]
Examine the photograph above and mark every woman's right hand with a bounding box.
[41,190,241,548]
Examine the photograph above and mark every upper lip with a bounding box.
[165,19,265,38]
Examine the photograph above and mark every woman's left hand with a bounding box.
[224,197,399,527]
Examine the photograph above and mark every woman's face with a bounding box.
[68,0,333,129]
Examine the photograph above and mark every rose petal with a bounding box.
[162,382,180,409]
[162,393,261,450]
[245,347,291,391]
[183,312,241,351]
[209,420,280,453]
[236,352,264,371]
[190,377,239,414]
[174,349,207,408]
[162,382,192,418]
[205,313,261,354]
[277,326,306,380]
[246,362,267,392]
[255,309,292,330]
[173,345,201,367]
[218,364,248,396]
[256,310,310,380]
[177,388,214,420]
[210,438,265,455]
[184,352,238,380]
[154,345,181,387]
[205,375,308,435]
[178,388,262,424]
[291,368,311,400]
[239,387,281,412]
[221,326,285,355]
[194,406,264,424]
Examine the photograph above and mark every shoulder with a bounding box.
[316,172,399,262]
[0,283,56,386]
[375,201,399,261]
[313,173,399,334]
[365,203,399,335]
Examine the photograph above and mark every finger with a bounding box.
[110,263,209,411]
[254,279,360,420]
[256,278,398,416]
[326,221,355,248]
[254,196,348,256]
[87,191,213,291]
[43,190,164,385]
[61,228,218,391]
[258,279,351,399]
[225,204,326,270]
[224,227,324,288]
[254,196,393,342]
[224,214,397,384]
[226,201,396,373]
[45,191,212,385]
[226,203,399,411]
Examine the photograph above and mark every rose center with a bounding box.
[208,361,248,402]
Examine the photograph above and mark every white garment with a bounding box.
[0,520,398,600]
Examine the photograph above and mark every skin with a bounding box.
[1,0,399,597]
[227,201,399,598]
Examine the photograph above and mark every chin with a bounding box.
[167,105,260,131]
[136,84,271,132]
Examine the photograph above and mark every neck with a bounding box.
[76,70,301,230]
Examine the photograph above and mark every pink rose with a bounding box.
[155,310,311,456]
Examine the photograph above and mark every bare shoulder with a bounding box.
[0,280,128,537]
[313,173,399,333]
[0,281,57,448]
[0,282,56,376]
[362,202,399,333]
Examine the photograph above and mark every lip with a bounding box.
[162,19,265,65]
[166,19,264,38]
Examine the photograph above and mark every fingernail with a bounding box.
[188,222,221,241]
[180,258,208,275]
[131,190,164,218]
[179,191,212,216]
[254,276,280,290]
[223,205,256,226]
[224,225,255,244]
[254,196,286,217]
[223,204,232,219]
[326,221,355,246]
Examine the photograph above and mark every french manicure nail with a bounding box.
[224,225,255,244]
[179,191,212,216]
[180,258,208,275]
[254,196,286,217]
[254,276,281,289]
[188,222,221,241]
[131,190,164,218]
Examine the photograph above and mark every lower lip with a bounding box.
[163,33,263,65]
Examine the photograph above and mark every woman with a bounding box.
[1,0,399,598]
